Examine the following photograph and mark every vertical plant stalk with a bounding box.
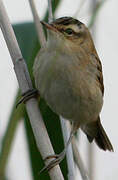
[0,1,64,180]
[60,118,75,180]
[72,138,90,180]
[48,0,53,22]
[28,0,46,47]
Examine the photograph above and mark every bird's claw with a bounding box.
[16,88,39,108]
[40,153,65,173]
[44,154,59,160]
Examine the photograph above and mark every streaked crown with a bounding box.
[49,17,86,39]
[41,17,95,51]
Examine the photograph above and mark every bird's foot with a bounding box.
[40,152,65,173]
[16,88,39,108]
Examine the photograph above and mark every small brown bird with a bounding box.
[33,17,113,170]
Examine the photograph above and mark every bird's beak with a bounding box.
[41,21,57,32]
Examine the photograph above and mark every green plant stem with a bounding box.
[0,91,25,179]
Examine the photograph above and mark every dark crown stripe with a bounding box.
[51,17,82,26]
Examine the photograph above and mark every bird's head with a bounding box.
[41,17,95,52]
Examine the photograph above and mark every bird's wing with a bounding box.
[91,53,104,96]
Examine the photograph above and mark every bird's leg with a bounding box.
[16,88,39,108]
[40,123,77,173]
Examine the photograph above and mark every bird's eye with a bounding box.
[65,28,73,35]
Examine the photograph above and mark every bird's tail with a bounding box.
[82,117,114,151]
